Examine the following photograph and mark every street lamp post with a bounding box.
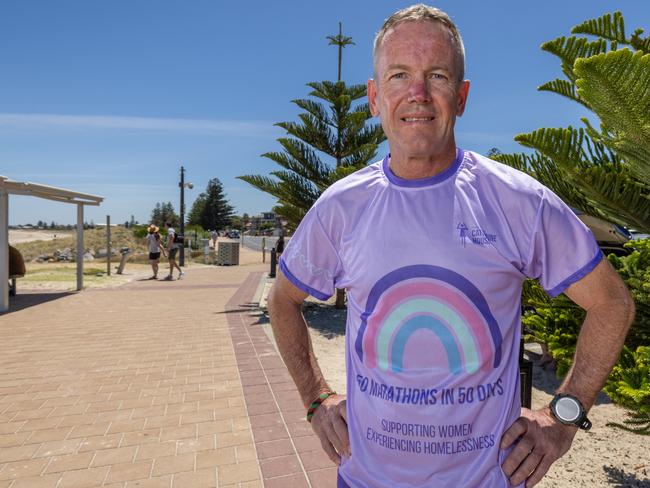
[179,166,193,267]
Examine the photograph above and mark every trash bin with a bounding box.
[217,242,239,265]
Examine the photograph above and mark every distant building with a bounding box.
[248,211,280,233]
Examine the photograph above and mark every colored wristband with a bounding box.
[306,391,336,423]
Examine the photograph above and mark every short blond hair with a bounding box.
[373,4,465,82]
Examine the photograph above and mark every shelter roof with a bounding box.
[0,175,103,206]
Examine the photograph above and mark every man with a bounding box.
[163,221,183,280]
[268,5,635,488]
[211,229,218,249]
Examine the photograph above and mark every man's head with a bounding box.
[368,4,470,165]
[373,4,465,83]
[164,222,171,229]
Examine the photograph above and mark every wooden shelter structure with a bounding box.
[0,175,103,312]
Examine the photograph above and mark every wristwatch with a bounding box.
[549,394,592,430]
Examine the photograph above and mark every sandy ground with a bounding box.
[14,243,265,292]
[8,229,74,244]
[257,287,649,488]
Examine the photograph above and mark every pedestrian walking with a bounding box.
[163,221,183,280]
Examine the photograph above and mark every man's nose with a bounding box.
[407,79,431,103]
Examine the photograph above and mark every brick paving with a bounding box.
[226,274,338,488]
[0,249,336,487]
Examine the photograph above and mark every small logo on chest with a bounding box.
[457,222,497,247]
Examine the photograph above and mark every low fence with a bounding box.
[242,235,278,252]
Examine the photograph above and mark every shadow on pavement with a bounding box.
[219,302,270,326]
[4,291,76,315]
[219,302,259,314]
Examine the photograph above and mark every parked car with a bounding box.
[572,209,632,256]
[225,230,240,239]
[628,229,650,240]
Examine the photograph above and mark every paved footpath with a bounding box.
[0,250,337,487]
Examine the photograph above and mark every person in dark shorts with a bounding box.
[145,224,165,279]
[164,221,183,280]
[275,234,285,257]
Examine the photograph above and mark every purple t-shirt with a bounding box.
[279,149,602,488]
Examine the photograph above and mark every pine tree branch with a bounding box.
[574,49,650,183]
[571,12,628,44]
[538,79,591,110]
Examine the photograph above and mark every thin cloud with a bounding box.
[0,113,279,137]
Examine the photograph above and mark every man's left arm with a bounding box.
[501,257,635,487]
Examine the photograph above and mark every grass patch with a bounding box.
[20,262,153,289]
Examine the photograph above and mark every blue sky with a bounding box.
[2,1,649,225]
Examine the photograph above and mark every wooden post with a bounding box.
[262,237,266,263]
[76,203,84,291]
[0,188,9,312]
[106,215,111,276]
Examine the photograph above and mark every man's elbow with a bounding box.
[267,283,280,317]
[606,285,636,334]
[622,288,636,329]
[267,282,298,323]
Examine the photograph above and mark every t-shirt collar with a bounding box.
[382,148,464,188]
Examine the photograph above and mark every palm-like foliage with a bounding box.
[494,11,650,232]
[239,80,385,229]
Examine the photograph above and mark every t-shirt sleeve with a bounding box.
[523,188,603,297]
[279,205,342,301]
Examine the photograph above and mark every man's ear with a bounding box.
[368,78,380,117]
[456,80,470,117]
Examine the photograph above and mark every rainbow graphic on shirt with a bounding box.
[354,265,502,374]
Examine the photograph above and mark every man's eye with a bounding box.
[431,73,447,80]
[391,72,407,80]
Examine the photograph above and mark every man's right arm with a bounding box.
[268,271,350,464]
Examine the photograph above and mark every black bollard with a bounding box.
[270,248,277,278]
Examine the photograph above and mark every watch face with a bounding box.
[555,397,581,422]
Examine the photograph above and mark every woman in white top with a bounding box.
[145,225,166,279]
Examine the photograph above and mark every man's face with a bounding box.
[368,21,470,162]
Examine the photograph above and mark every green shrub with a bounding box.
[522,240,650,433]
[604,345,650,434]
[522,284,585,377]
[132,225,149,239]
[608,238,650,349]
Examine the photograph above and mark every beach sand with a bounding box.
[9,229,74,244]
[258,290,649,487]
